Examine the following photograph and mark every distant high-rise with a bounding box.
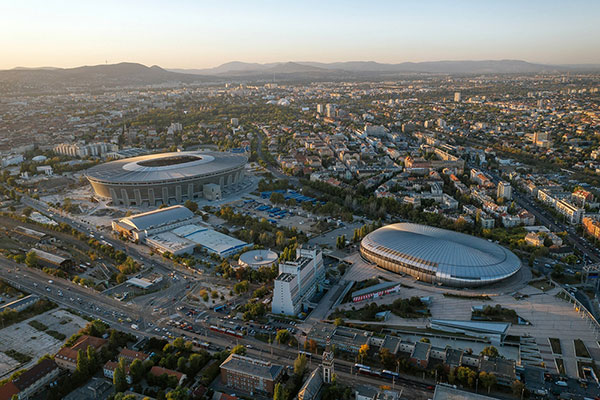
[533,131,550,148]
[316,104,324,114]
[497,181,512,201]
[454,92,461,102]
[325,103,337,118]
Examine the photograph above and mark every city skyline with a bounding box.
[2,0,599,70]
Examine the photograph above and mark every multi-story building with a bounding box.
[501,214,521,228]
[55,335,107,371]
[454,92,461,102]
[103,361,132,384]
[325,104,337,119]
[497,181,512,200]
[480,215,495,229]
[573,189,594,208]
[555,199,584,225]
[219,354,284,396]
[0,359,59,400]
[54,142,116,158]
[583,216,600,240]
[272,247,324,316]
[1,154,24,167]
[117,348,150,363]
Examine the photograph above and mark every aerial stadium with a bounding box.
[86,151,247,206]
[360,223,521,288]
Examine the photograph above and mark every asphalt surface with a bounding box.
[11,195,436,397]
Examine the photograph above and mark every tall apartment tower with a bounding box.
[454,92,461,102]
[497,181,512,200]
[321,336,334,384]
[325,103,337,118]
[316,104,324,114]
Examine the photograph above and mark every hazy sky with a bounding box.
[1,0,599,69]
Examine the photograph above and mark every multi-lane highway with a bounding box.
[11,195,437,397]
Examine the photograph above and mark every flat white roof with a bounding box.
[126,277,154,289]
[172,224,248,255]
[146,232,196,253]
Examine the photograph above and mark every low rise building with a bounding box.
[479,356,517,387]
[111,205,199,242]
[55,335,108,371]
[219,354,284,396]
[0,359,59,400]
[297,366,323,400]
[103,361,132,384]
[410,341,432,368]
[308,323,372,353]
[0,294,39,313]
[118,348,150,363]
[149,366,186,386]
[29,248,72,269]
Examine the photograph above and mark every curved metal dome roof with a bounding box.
[361,223,521,284]
[86,151,247,184]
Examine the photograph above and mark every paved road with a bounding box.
[256,128,299,186]
[0,257,144,334]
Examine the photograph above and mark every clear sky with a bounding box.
[1,0,599,69]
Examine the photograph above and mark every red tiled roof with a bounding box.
[13,359,58,390]
[0,382,20,400]
[104,361,130,375]
[71,335,107,351]
[119,348,149,361]
[55,347,78,362]
[150,366,184,380]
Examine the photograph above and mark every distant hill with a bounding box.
[3,60,599,94]
[173,59,600,77]
[0,62,212,92]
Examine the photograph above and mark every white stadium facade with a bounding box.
[86,151,247,206]
[360,223,521,288]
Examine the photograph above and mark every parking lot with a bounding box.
[227,196,330,236]
[0,309,87,378]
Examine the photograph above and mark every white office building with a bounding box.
[272,247,325,316]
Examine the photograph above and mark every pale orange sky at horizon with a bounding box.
[1,0,599,70]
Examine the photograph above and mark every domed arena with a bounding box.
[85,151,247,206]
[360,223,521,287]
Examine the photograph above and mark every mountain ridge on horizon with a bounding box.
[2,60,600,94]
[168,59,600,76]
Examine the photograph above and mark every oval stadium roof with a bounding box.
[86,151,247,184]
[361,223,521,286]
